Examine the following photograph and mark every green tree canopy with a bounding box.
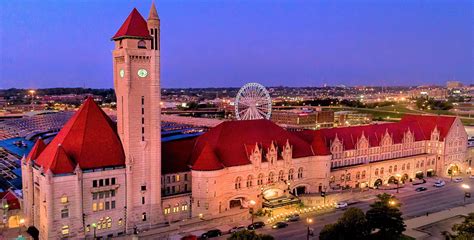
[227,230,274,240]
[366,193,406,240]
[320,207,370,240]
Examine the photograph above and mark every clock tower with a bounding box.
[112,4,162,231]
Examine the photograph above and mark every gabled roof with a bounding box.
[191,143,224,171]
[112,8,152,40]
[35,97,125,175]
[399,114,456,140]
[190,119,314,168]
[26,138,46,162]
[0,191,20,210]
[47,145,75,175]
[297,114,457,155]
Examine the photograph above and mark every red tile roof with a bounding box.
[162,137,196,174]
[297,114,457,155]
[26,138,46,162]
[189,119,313,168]
[399,114,456,140]
[35,98,125,174]
[0,191,20,210]
[191,143,224,171]
[112,8,152,40]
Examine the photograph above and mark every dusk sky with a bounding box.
[1,0,472,89]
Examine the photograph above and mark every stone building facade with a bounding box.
[21,3,469,239]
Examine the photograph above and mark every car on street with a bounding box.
[434,180,446,187]
[469,175,474,179]
[335,202,348,209]
[415,187,427,192]
[272,222,288,229]
[453,177,463,183]
[285,214,300,222]
[200,229,222,239]
[229,226,246,234]
[247,221,265,230]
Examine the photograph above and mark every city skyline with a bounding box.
[1,0,472,89]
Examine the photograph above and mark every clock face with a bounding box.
[119,69,124,78]
[137,69,148,78]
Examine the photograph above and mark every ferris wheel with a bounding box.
[235,83,272,120]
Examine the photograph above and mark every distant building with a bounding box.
[271,108,334,130]
[447,81,463,89]
[334,111,372,126]
[408,87,447,100]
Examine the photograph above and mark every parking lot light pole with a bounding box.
[306,218,313,240]
[462,184,470,203]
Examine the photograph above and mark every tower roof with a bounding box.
[26,138,46,162]
[35,97,125,174]
[112,8,152,40]
[148,1,159,20]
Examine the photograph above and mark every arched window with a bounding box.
[235,177,242,190]
[278,170,285,182]
[257,173,264,185]
[407,163,410,170]
[394,165,397,172]
[346,173,351,181]
[389,166,392,173]
[246,175,253,188]
[432,159,435,165]
[416,161,419,168]
[361,170,366,179]
[60,195,68,204]
[297,168,303,179]
[340,174,345,180]
[138,40,147,49]
[420,160,424,167]
[402,164,405,170]
[356,171,360,179]
[380,167,384,175]
[375,168,379,176]
[268,172,275,183]
[288,169,294,180]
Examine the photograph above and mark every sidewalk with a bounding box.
[403,203,474,239]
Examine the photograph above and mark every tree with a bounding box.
[366,193,406,240]
[319,207,370,240]
[227,230,274,240]
[443,212,474,240]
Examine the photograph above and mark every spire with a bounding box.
[148,1,159,20]
[112,8,152,40]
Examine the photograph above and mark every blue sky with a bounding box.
[1,0,472,89]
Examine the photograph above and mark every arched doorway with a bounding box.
[388,176,397,184]
[427,169,435,177]
[374,179,383,188]
[447,164,460,176]
[401,174,409,183]
[229,197,245,209]
[292,186,306,196]
[415,171,424,179]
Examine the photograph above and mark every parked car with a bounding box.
[229,226,246,234]
[434,180,446,187]
[454,177,463,183]
[469,175,474,179]
[200,229,222,239]
[415,187,427,192]
[272,222,288,229]
[285,214,300,222]
[336,202,348,209]
[248,221,265,230]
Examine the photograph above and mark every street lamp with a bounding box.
[249,200,256,225]
[462,184,471,203]
[306,218,314,240]
[91,223,97,239]
[28,90,36,111]
[389,199,396,207]
[19,218,25,236]
[395,174,401,193]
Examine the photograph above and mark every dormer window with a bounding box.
[138,40,147,49]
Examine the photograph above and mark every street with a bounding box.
[216,177,474,240]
